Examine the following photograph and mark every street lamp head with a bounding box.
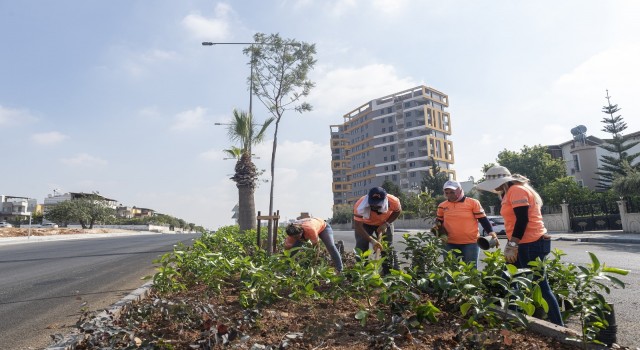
[202,42,215,46]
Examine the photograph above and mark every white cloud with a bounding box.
[199,148,225,161]
[171,107,208,131]
[252,139,333,221]
[137,106,162,121]
[372,0,409,14]
[31,131,68,145]
[182,3,233,41]
[61,153,108,167]
[0,105,37,126]
[122,49,179,79]
[310,64,418,118]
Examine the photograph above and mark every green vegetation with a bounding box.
[43,194,206,232]
[147,226,627,347]
[595,90,640,191]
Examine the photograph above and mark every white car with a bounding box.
[41,223,59,228]
[479,216,506,236]
[0,222,13,228]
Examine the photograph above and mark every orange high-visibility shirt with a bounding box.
[436,197,486,244]
[352,194,402,226]
[284,217,327,249]
[500,184,546,244]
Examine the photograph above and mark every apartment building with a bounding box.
[330,85,455,207]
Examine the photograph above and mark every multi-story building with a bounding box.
[0,195,39,220]
[547,129,640,190]
[44,192,118,210]
[330,85,455,208]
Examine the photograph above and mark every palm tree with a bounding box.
[225,109,274,232]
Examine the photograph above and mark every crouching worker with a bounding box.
[284,217,343,272]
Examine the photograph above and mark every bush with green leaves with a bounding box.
[149,226,628,347]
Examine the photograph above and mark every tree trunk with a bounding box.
[267,119,281,254]
[237,183,257,232]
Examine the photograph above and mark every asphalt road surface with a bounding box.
[0,233,200,350]
[333,229,640,348]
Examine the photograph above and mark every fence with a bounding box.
[330,200,640,233]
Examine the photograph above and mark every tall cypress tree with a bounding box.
[594,90,640,190]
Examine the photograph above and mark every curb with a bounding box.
[555,237,640,244]
[46,281,154,350]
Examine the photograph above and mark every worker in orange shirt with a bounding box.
[284,217,343,272]
[353,186,402,275]
[436,180,498,267]
[476,165,563,326]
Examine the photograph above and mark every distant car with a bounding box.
[0,222,13,228]
[479,215,506,236]
[41,223,59,228]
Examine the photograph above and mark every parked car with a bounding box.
[41,222,59,228]
[0,222,13,228]
[479,215,506,236]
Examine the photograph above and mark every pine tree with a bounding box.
[594,90,640,190]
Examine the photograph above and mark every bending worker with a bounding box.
[353,186,402,275]
[285,217,343,272]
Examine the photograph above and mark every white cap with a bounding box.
[443,180,461,190]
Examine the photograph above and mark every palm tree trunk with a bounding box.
[237,183,257,232]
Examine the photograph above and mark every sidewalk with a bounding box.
[0,231,171,247]
[548,230,640,244]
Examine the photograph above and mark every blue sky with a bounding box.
[2,1,639,230]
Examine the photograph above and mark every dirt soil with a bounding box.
[71,283,584,350]
[0,227,125,237]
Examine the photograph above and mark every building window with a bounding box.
[383,146,387,151]
[572,154,581,172]
[382,127,386,133]
[387,117,393,123]
[390,145,395,151]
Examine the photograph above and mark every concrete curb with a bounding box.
[555,237,640,244]
[45,281,154,350]
[523,315,607,350]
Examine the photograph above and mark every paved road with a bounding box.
[333,229,640,348]
[0,233,200,350]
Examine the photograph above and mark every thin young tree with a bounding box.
[225,109,274,232]
[244,33,316,253]
[595,90,640,190]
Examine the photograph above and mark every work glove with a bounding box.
[431,222,448,244]
[488,232,500,248]
[504,242,519,263]
[376,222,390,235]
[370,239,383,253]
